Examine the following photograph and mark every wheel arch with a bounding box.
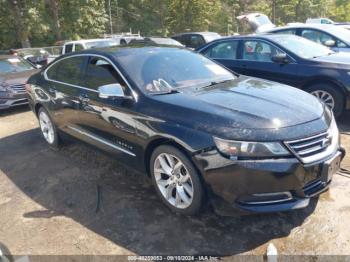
[302,77,347,97]
[34,103,43,117]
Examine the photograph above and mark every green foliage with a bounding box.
[0,0,349,49]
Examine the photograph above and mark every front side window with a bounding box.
[75,44,84,52]
[46,56,85,85]
[84,56,125,90]
[189,35,205,48]
[0,57,33,74]
[242,40,284,62]
[301,29,337,46]
[204,41,238,59]
[114,48,235,94]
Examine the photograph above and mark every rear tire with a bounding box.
[150,145,204,215]
[38,107,61,149]
[305,83,344,118]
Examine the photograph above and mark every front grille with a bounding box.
[9,84,26,93]
[285,131,333,164]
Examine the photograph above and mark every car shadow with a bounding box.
[0,105,29,117]
[0,129,318,256]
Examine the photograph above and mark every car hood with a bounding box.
[312,52,350,66]
[150,76,325,140]
[0,69,38,85]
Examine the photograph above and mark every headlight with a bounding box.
[213,137,290,159]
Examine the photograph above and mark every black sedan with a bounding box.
[197,34,350,117]
[26,46,344,216]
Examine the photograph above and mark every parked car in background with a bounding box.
[197,34,350,117]
[103,33,143,45]
[0,55,38,109]
[61,39,120,55]
[237,13,350,52]
[128,37,184,47]
[27,46,344,216]
[267,24,350,52]
[171,32,221,49]
[16,46,62,66]
[306,18,335,24]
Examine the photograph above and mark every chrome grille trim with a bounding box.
[284,117,338,164]
[9,84,26,93]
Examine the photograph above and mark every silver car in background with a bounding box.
[0,55,38,110]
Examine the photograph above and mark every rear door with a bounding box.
[239,39,298,86]
[44,56,87,129]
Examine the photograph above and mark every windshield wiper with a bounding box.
[150,89,179,96]
[199,79,234,89]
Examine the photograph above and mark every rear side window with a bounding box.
[204,41,238,59]
[75,44,84,52]
[189,35,205,48]
[46,56,85,85]
[84,56,125,90]
[65,44,73,53]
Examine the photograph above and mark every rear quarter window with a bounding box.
[46,56,85,85]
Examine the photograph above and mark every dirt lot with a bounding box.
[0,106,350,259]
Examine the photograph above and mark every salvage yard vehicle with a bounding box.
[61,39,120,55]
[171,32,221,49]
[198,34,350,117]
[0,55,38,109]
[26,46,344,216]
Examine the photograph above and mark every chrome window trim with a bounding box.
[67,125,136,157]
[43,53,138,101]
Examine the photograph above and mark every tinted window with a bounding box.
[84,56,124,90]
[75,44,84,52]
[274,29,296,35]
[189,35,205,48]
[243,40,284,62]
[204,41,238,59]
[65,44,73,53]
[46,56,85,85]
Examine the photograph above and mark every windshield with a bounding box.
[0,57,33,73]
[271,35,334,59]
[115,48,235,94]
[85,40,118,49]
[324,26,350,42]
[151,38,183,46]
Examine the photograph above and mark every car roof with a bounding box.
[64,39,117,45]
[172,32,220,36]
[269,23,340,31]
[60,45,187,59]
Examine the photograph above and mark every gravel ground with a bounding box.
[0,106,350,259]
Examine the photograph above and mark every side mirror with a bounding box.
[271,53,289,64]
[324,40,336,47]
[98,83,130,99]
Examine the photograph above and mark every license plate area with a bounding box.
[321,153,341,182]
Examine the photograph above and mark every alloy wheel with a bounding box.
[153,153,194,209]
[39,111,55,144]
[311,90,335,110]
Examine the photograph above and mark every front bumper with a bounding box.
[0,92,28,109]
[193,147,345,216]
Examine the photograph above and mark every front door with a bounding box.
[240,39,298,86]
[72,55,141,164]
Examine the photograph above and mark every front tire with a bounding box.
[150,145,204,215]
[38,107,60,149]
[306,83,344,118]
